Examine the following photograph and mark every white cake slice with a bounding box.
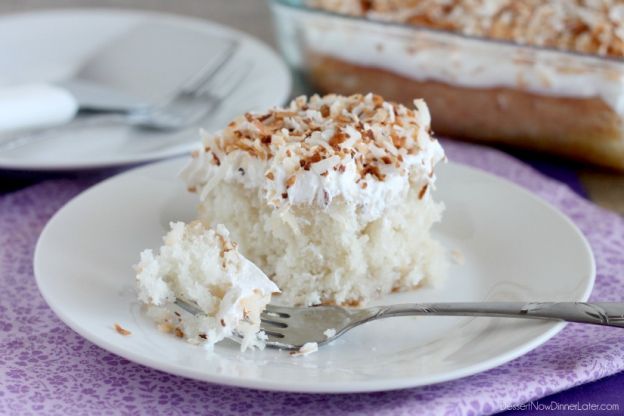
[134,221,279,351]
[181,93,447,306]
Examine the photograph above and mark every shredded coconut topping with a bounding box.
[310,0,624,58]
[182,93,444,220]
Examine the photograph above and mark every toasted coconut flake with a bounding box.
[328,132,348,148]
[114,323,131,336]
[158,322,174,333]
[212,153,221,166]
[451,249,465,265]
[344,299,361,307]
[286,175,297,188]
[320,104,330,117]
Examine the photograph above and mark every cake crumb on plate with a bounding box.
[114,323,131,336]
[290,342,319,356]
[450,249,465,265]
[323,328,336,338]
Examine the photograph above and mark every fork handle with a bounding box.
[0,84,78,133]
[370,302,624,328]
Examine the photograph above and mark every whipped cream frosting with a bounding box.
[181,93,445,222]
[287,6,624,114]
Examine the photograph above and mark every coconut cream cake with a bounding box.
[135,221,279,351]
[181,93,446,306]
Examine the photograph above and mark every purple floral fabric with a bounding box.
[1,140,623,416]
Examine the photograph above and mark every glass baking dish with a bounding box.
[270,0,624,171]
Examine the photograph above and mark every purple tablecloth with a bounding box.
[1,139,623,415]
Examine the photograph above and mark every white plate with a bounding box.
[34,158,595,393]
[0,9,290,170]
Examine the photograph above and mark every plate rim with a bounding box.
[0,8,292,171]
[33,157,596,393]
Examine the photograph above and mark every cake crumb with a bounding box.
[114,323,131,336]
[323,328,337,339]
[290,342,319,356]
[157,322,174,333]
[450,249,465,265]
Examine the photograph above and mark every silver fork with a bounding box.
[0,40,245,152]
[126,39,243,131]
[256,302,624,351]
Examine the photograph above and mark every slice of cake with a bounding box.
[182,93,446,306]
[135,221,280,351]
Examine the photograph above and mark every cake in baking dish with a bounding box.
[181,93,446,306]
[294,0,624,170]
[135,221,279,351]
